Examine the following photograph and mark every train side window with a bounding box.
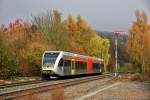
[75,61,86,69]
[68,60,71,66]
[75,61,79,68]
[82,62,87,68]
[64,60,68,67]
[64,60,71,67]
[93,63,100,69]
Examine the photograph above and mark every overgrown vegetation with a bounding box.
[0,10,110,79]
[126,10,150,74]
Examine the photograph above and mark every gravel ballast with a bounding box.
[1,76,149,100]
[80,82,150,100]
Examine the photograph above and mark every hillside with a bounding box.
[96,31,129,68]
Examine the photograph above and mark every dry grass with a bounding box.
[116,73,150,82]
[130,74,150,82]
[50,86,66,100]
[16,90,39,100]
[15,85,66,100]
[129,73,141,81]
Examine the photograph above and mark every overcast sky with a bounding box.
[0,0,150,31]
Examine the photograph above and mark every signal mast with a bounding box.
[113,31,126,77]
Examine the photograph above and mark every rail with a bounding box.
[0,73,114,99]
[0,79,46,89]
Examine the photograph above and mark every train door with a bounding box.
[71,59,76,75]
[87,59,93,74]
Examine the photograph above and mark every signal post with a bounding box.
[113,31,126,77]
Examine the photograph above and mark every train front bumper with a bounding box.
[41,66,56,77]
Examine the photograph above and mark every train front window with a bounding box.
[43,52,59,66]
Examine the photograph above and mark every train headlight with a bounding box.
[42,66,54,71]
[42,70,52,74]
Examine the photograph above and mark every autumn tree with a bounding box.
[1,19,34,76]
[3,19,32,56]
[32,10,71,51]
[67,15,78,33]
[66,15,84,53]
[0,32,19,79]
[126,10,150,74]
[89,34,110,71]
[66,15,110,70]
[76,15,93,54]
[101,39,110,71]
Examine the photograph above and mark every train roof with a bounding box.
[44,51,104,61]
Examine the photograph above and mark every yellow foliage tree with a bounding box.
[66,14,110,70]
[126,10,150,73]
[67,15,78,33]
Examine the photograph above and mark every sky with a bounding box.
[0,0,150,32]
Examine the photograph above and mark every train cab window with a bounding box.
[43,52,59,66]
[58,58,64,67]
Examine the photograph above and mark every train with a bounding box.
[41,51,104,79]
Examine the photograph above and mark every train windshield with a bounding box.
[43,52,59,66]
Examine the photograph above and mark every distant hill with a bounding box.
[96,31,127,44]
[96,30,129,67]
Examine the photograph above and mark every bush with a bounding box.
[118,63,139,73]
[129,73,141,81]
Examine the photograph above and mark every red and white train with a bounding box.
[41,51,104,79]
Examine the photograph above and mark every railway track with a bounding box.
[0,73,114,99]
[0,79,46,89]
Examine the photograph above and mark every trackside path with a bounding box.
[76,82,121,100]
[64,77,114,100]
[85,82,150,100]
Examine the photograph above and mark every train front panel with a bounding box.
[41,51,60,78]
